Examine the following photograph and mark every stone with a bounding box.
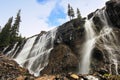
[35,75,55,80]
[16,76,25,80]
[70,74,79,79]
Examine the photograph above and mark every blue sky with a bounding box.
[0,0,108,37]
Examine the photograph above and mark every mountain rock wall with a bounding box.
[1,0,120,76]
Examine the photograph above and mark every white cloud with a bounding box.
[20,0,57,37]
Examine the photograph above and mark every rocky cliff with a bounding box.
[41,0,120,75]
[1,0,120,77]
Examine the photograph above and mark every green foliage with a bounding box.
[70,7,75,19]
[103,74,120,80]
[68,4,82,20]
[0,10,24,48]
[0,17,13,47]
[77,8,82,19]
[68,4,71,20]
[10,10,21,44]
[67,4,75,20]
[103,73,111,77]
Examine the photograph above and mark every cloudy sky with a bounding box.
[0,0,108,37]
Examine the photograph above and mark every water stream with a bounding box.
[80,10,119,75]
[80,19,96,74]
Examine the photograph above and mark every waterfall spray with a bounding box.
[80,9,119,75]
[80,19,96,74]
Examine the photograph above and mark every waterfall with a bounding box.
[80,19,96,74]
[2,3,120,75]
[80,9,119,75]
[14,36,37,64]
[23,28,57,76]
[2,46,9,53]
[6,42,18,57]
[97,28,119,75]
[96,10,119,75]
[5,28,57,76]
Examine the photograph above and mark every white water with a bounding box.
[26,28,57,76]
[99,29,119,74]
[96,10,119,74]
[80,20,96,74]
[6,42,18,57]
[86,75,99,80]
[15,36,37,64]
[2,46,9,53]
[14,28,57,76]
[80,10,119,75]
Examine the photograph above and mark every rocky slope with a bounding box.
[0,54,34,80]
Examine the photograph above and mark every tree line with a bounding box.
[68,4,82,20]
[0,10,24,48]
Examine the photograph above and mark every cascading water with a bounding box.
[6,42,18,57]
[97,12,120,75]
[80,19,96,74]
[5,28,57,76]
[96,10,119,75]
[23,28,57,76]
[80,9,119,75]
[14,36,37,64]
[97,28,119,75]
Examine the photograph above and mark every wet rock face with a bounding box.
[85,0,120,75]
[41,19,86,75]
[41,44,79,75]
[106,1,120,28]
[55,19,85,45]
[90,28,120,75]
[88,1,120,30]
[1,18,86,76]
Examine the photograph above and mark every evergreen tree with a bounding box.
[10,10,21,44]
[70,7,75,19]
[0,17,13,47]
[67,4,75,20]
[68,4,71,20]
[77,8,82,19]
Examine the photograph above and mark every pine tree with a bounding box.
[70,7,75,19]
[67,4,75,20]
[68,4,71,20]
[0,17,13,47]
[77,8,82,19]
[10,10,21,44]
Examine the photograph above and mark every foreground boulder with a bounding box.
[0,54,34,80]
